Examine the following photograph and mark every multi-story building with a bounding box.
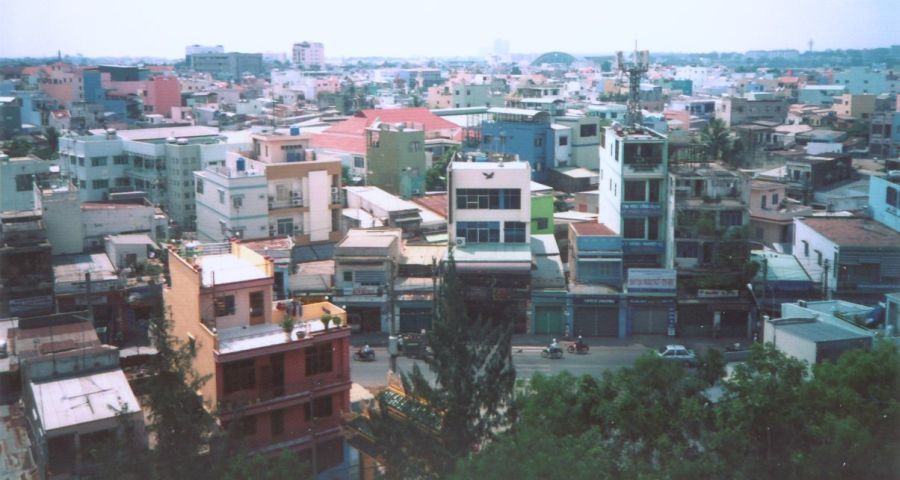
[188,52,264,80]
[597,124,672,271]
[832,67,899,96]
[165,241,351,461]
[448,160,532,332]
[749,179,813,249]
[798,85,847,105]
[793,216,900,303]
[332,228,401,333]
[365,122,427,198]
[717,93,789,127]
[292,42,325,68]
[12,313,145,478]
[0,153,59,212]
[832,94,876,120]
[195,133,343,245]
[343,186,445,238]
[477,108,557,182]
[667,95,718,120]
[0,211,54,318]
[59,126,239,231]
[426,81,505,109]
[868,172,900,232]
[870,111,900,158]
[671,163,750,272]
[0,96,22,140]
[782,154,854,204]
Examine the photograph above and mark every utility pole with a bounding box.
[822,259,830,300]
[761,256,768,315]
[388,257,397,373]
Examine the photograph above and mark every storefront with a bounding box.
[569,296,622,337]
[627,297,676,336]
[677,293,753,338]
[531,290,568,335]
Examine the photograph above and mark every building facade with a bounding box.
[292,42,325,68]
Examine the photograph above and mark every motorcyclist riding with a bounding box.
[577,335,585,348]
[360,344,372,355]
[549,338,562,355]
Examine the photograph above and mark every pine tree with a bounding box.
[365,253,516,478]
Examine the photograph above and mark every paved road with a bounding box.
[350,344,650,390]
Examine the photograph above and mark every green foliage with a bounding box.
[279,313,295,333]
[3,136,32,157]
[425,145,459,191]
[45,126,59,151]
[700,119,739,165]
[364,254,516,479]
[220,449,311,480]
[457,341,900,480]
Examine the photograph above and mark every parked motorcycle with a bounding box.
[567,342,590,354]
[541,347,564,359]
[353,349,376,362]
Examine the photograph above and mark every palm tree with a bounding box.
[700,118,734,162]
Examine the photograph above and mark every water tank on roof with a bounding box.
[236,157,246,172]
[166,136,177,143]
[176,138,189,145]
[290,127,300,136]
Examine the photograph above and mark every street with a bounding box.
[350,344,651,390]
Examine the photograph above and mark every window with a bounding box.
[755,227,764,240]
[815,250,823,266]
[772,193,779,205]
[409,141,421,152]
[623,218,646,239]
[303,395,334,420]
[559,136,568,146]
[92,179,109,190]
[232,195,243,209]
[457,221,500,243]
[115,177,130,187]
[215,295,236,316]
[276,218,294,235]
[802,240,810,257]
[887,187,898,207]
[90,156,107,167]
[534,136,544,147]
[536,218,549,230]
[218,189,225,204]
[196,179,204,194]
[761,195,767,209]
[580,124,597,138]
[624,180,646,202]
[15,174,32,192]
[648,180,661,203]
[78,157,85,166]
[270,409,285,436]
[482,135,492,145]
[223,359,255,394]
[250,291,264,317]
[305,343,333,376]
[79,180,86,189]
[647,217,659,240]
[677,241,699,258]
[504,221,526,243]
[343,271,353,282]
[719,210,743,227]
[456,189,520,210]
[113,155,128,165]
[353,157,365,168]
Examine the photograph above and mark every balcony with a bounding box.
[622,239,666,255]
[268,194,304,209]
[217,373,349,414]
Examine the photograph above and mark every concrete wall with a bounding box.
[449,162,532,244]
[869,176,900,232]
[41,187,84,255]
[793,218,837,291]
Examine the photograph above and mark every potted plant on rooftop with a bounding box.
[279,313,295,341]
[321,313,332,332]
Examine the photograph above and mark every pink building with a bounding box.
[145,76,182,117]
[316,76,341,95]
[34,63,84,106]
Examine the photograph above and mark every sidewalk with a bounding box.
[349,331,748,353]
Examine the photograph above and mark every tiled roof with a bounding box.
[571,223,617,236]
[312,108,463,154]
[800,217,900,247]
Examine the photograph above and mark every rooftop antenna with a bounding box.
[617,45,649,127]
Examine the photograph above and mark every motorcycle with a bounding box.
[567,342,590,354]
[541,347,564,359]
[353,349,376,362]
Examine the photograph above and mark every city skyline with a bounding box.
[2,0,898,60]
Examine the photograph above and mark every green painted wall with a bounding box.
[531,193,554,235]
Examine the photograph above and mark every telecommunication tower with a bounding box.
[617,49,650,127]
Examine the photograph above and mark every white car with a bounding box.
[656,344,696,365]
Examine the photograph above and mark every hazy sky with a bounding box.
[1,0,897,59]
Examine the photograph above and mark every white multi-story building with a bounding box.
[449,160,532,247]
[195,133,343,245]
[597,124,673,271]
[292,42,325,68]
[58,126,245,231]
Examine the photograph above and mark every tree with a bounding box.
[220,449,311,480]
[700,118,736,163]
[425,145,458,191]
[3,136,31,157]
[364,253,516,478]
[143,308,218,479]
[45,126,59,152]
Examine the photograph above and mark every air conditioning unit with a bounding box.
[455,237,466,247]
[291,191,300,197]
[294,225,302,232]
[331,187,340,194]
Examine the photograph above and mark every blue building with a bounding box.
[478,108,557,182]
[869,173,900,233]
[870,112,900,158]
[82,69,105,104]
[832,67,897,96]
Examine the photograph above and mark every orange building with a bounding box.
[164,240,351,457]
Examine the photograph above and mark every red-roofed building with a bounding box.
[311,108,462,184]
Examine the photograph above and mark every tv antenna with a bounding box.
[616,46,650,127]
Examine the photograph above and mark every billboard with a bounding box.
[626,268,676,293]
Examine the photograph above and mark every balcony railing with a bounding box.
[269,194,304,209]
[218,373,348,412]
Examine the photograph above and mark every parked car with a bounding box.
[656,344,696,365]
